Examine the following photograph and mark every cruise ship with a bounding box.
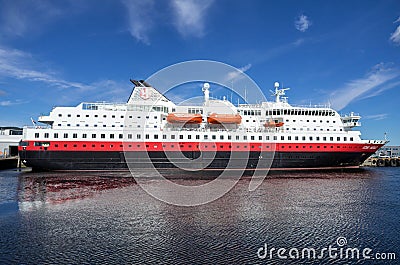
[18,80,387,171]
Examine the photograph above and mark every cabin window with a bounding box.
[180,135,184,140]
[77,114,80,117]
[281,136,284,140]
[127,134,132,139]
[316,137,320,141]
[273,136,277,140]
[302,136,306,141]
[119,134,123,139]
[266,136,270,140]
[259,136,262,140]
[64,133,68,138]
[309,137,313,141]
[196,135,200,140]
[103,115,107,118]
[337,137,340,141]
[44,133,49,138]
[54,133,58,138]
[73,133,77,138]
[350,137,353,141]
[92,134,96,138]
[236,135,239,140]
[243,136,247,140]
[212,135,216,140]
[58,114,62,117]
[251,136,255,140]
[323,137,327,141]
[86,115,89,117]
[110,134,115,139]
[145,134,149,139]
[34,133,39,138]
[112,115,115,118]
[228,135,232,140]
[220,135,224,140]
[344,137,347,141]
[68,114,71,117]
[101,134,105,139]
[188,135,192,139]
[163,135,167,140]
[171,135,175,139]
[83,134,87,138]
[288,136,292,140]
[295,136,298,140]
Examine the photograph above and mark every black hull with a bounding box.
[0,157,18,170]
[19,150,372,171]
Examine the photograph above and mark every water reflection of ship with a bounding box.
[17,173,136,210]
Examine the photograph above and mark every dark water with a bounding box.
[0,168,399,264]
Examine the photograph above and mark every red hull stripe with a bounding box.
[19,140,382,153]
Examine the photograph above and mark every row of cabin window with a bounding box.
[58,114,159,119]
[286,119,336,123]
[56,124,158,129]
[286,128,343,132]
[267,110,335,116]
[34,132,353,142]
[241,110,262,116]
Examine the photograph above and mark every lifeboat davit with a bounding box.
[167,113,203,124]
[264,120,284,127]
[207,113,242,124]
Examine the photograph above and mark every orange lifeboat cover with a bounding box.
[207,113,242,124]
[167,113,202,124]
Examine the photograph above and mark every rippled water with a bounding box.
[0,168,399,264]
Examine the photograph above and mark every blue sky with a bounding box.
[0,0,399,144]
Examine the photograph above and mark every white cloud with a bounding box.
[364,113,388,120]
[295,14,311,32]
[121,0,155,44]
[224,64,252,83]
[0,99,27,106]
[390,16,400,45]
[329,63,400,110]
[171,0,214,38]
[0,46,91,90]
[390,26,400,45]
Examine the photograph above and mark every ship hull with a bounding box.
[19,150,372,171]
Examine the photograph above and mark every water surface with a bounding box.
[0,168,399,264]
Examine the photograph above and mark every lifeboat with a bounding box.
[207,113,242,124]
[167,113,203,124]
[264,120,284,127]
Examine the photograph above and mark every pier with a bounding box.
[362,157,400,167]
